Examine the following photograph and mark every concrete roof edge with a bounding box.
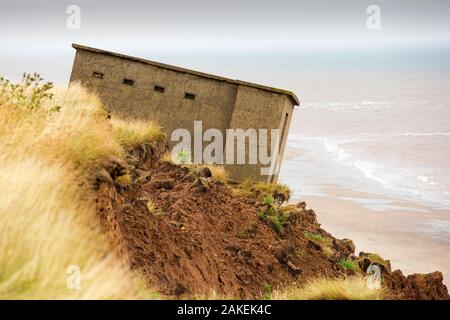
[72,43,300,106]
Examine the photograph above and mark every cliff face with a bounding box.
[386,270,449,300]
[92,140,449,300]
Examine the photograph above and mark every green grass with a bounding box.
[257,211,266,221]
[338,259,361,273]
[304,232,334,258]
[267,215,283,234]
[254,182,290,202]
[232,180,291,203]
[262,195,274,206]
[262,282,273,300]
[304,232,325,242]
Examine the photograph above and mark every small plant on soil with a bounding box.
[267,213,288,235]
[262,195,274,206]
[146,200,163,216]
[321,246,334,258]
[338,258,361,273]
[279,204,298,219]
[237,221,258,239]
[231,180,254,198]
[366,253,389,269]
[267,205,276,216]
[173,148,191,165]
[231,180,291,203]
[278,212,287,226]
[187,164,228,183]
[257,195,290,235]
[115,173,132,186]
[257,210,266,221]
[262,282,273,300]
[254,182,291,204]
[304,232,324,242]
[203,164,228,183]
[267,215,282,234]
[304,232,334,258]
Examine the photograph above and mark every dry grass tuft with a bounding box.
[27,82,123,169]
[0,157,134,299]
[304,232,335,258]
[366,253,389,269]
[203,165,228,183]
[0,76,160,299]
[273,277,386,300]
[160,152,174,163]
[111,117,165,147]
[232,180,290,202]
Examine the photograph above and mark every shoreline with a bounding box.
[295,186,450,285]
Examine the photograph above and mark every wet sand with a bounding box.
[299,187,450,285]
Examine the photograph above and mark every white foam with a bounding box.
[315,136,450,208]
[402,132,450,137]
[354,160,390,187]
[417,175,438,186]
[323,138,352,162]
[284,133,450,208]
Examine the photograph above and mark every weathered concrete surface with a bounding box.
[70,44,299,182]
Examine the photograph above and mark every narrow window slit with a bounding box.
[184,92,195,100]
[154,85,165,93]
[279,113,289,149]
[123,78,134,86]
[93,71,104,79]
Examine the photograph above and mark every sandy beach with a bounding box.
[301,187,450,285]
[281,144,450,286]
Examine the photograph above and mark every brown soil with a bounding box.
[92,141,449,300]
[385,270,450,300]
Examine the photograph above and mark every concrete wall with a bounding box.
[70,48,295,182]
[70,49,237,140]
[225,86,294,182]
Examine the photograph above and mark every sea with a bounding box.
[266,47,450,246]
[275,47,450,209]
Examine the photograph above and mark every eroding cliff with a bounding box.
[92,141,449,300]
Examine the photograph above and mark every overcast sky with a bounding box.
[1,0,449,83]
